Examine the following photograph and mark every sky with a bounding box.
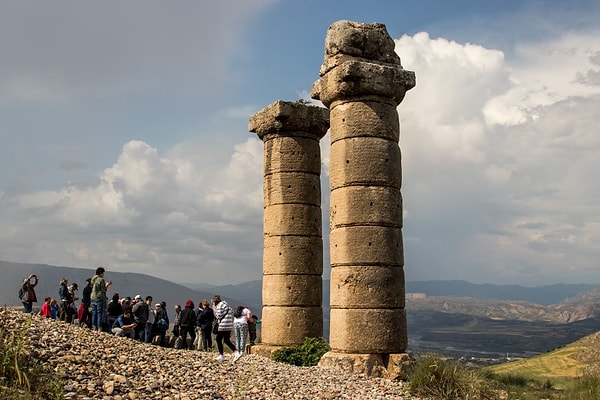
[1,0,599,287]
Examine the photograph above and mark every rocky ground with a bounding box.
[1,308,419,399]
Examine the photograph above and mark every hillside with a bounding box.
[489,330,600,378]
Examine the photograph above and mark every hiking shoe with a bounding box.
[232,351,242,363]
[215,354,225,362]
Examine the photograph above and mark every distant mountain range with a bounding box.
[3,260,600,358]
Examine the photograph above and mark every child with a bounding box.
[50,298,59,320]
[40,297,52,318]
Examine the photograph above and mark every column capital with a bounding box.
[310,20,415,108]
[248,100,330,141]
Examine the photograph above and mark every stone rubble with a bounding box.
[1,308,421,399]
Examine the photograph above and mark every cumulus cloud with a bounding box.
[396,30,600,285]
[0,138,264,283]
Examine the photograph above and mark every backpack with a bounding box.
[18,287,24,300]
[233,305,244,318]
[157,318,168,333]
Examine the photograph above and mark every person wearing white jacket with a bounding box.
[212,295,240,362]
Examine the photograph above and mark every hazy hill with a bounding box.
[406,280,600,305]
[0,260,250,312]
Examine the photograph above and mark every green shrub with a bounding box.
[272,337,329,367]
[0,314,64,399]
[407,355,498,400]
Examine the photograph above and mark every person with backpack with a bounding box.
[154,301,169,347]
[196,299,215,351]
[19,274,39,313]
[233,305,254,355]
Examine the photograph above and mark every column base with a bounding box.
[318,351,414,380]
[249,344,286,359]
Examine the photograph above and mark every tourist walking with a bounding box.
[20,274,39,313]
[233,305,254,355]
[91,267,112,331]
[212,295,240,362]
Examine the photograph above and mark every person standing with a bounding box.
[90,267,112,332]
[106,293,123,332]
[212,295,240,362]
[79,278,92,328]
[144,296,155,344]
[20,274,39,313]
[196,299,215,351]
[132,294,149,341]
[179,300,196,350]
[154,301,169,347]
[58,278,75,323]
[233,305,254,355]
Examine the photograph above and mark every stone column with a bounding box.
[248,100,330,357]
[311,20,416,377]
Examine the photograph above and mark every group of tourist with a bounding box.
[19,268,259,362]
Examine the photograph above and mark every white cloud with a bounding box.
[395,29,600,285]
[0,138,264,283]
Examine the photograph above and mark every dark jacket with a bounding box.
[132,301,149,324]
[196,307,215,330]
[82,285,92,306]
[179,306,196,328]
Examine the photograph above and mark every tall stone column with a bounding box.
[248,100,329,357]
[311,20,416,377]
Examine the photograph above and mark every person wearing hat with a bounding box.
[58,278,77,323]
[178,300,196,350]
[19,274,39,313]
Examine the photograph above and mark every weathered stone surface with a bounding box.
[310,20,414,373]
[263,136,323,175]
[319,351,415,380]
[322,21,399,68]
[263,203,322,237]
[262,235,323,275]
[251,100,327,349]
[329,137,402,190]
[248,100,329,139]
[260,306,323,345]
[330,185,402,228]
[264,172,321,206]
[312,60,415,108]
[330,101,400,143]
[330,225,404,266]
[262,274,322,306]
[328,308,407,353]
[329,266,405,308]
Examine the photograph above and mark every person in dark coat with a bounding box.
[196,299,215,351]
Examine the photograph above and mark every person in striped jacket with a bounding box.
[212,294,240,362]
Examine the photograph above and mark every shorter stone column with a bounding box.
[249,100,329,357]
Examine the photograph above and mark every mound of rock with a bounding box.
[1,308,418,399]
